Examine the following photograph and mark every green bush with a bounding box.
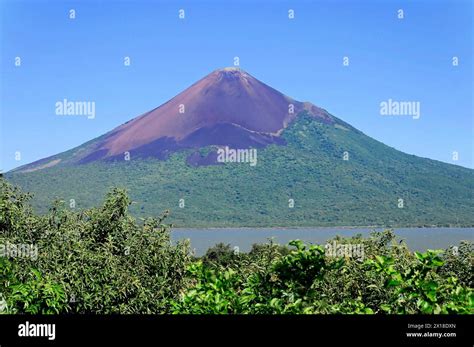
[173,236,473,314]
[367,251,473,314]
[1,178,472,314]
[0,179,192,313]
[1,259,67,314]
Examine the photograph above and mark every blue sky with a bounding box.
[1,0,472,171]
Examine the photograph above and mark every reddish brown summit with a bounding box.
[19,68,335,169]
[78,67,333,162]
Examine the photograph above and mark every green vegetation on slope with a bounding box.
[0,180,472,314]
[6,113,474,227]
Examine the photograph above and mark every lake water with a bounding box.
[171,228,474,256]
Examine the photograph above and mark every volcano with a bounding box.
[17,68,336,170]
[6,68,474,227]
[98,67,333,157]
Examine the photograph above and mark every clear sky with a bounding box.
[1,0,472,172]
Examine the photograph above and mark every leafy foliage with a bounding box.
[1,259,67,314]
[367,251,472,314]
[0,179,472,314]
[0,179,192,313]
[173,233,473,314]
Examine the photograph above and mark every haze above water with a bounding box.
[171,228,474,256]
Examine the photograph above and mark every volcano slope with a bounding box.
[5,68,474,227]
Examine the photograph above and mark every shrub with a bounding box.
[1,178,472,315]
[0,179,192,313]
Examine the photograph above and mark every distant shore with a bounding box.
[172,225,474,230]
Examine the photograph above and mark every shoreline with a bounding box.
[171,226,474,231]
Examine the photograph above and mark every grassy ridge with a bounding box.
[6,113,474,227]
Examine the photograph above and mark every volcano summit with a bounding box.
[18,68,336,169]
[7,68,474,227]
